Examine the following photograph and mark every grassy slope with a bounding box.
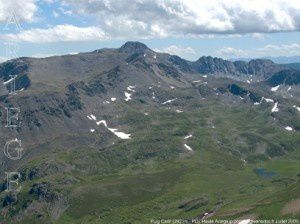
[1,88,299,223]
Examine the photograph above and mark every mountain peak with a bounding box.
[119,41,152,54]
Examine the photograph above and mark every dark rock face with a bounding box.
[226,83,261,102]
[0,60,29,81]
[157,63,181,79]
[193,56,236,74]
[192,57,282,78]
[3,193,18,207]
[168,55,192,73]
[0,60,31,92]
[228,84,248,97]
[267,69,300,86]
[29,182,62,202]
[119,41,152,54]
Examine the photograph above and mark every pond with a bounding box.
[254,168,277,179]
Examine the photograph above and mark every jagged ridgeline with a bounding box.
[0,42,299,223]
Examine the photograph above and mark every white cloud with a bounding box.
[1,25,108,43]
[61,0,300,36]
[216,47,248,58]
[0,0,37,23]
[251,33,267,40]
[257,43,300,56]
[1,0,300,43]
[156,45,196,58]
[216,43,300,58]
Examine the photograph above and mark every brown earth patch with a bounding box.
[281,198,300,215]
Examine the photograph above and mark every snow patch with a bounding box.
[144,112,149,116]
[246,80,251,84]
[271,85,280,92]
[3,77,15,85]
[184,144,193,151]
[111,97,116,102]
[127,85,136,92]
[90,114,96,120]
[170,86,175,89]
[162,98,177,105]
[285,126,293,131]
[124,92,132,101]
[271,102,279,112]
[152,92,156,99]
[90,129,95,133]
[96,120,131,139]
[192,80,201,83]
[184,134,193,139]
[263,97,274,103]
[175,109,183,113]
[203,75,207,78]
[293,105,300,112]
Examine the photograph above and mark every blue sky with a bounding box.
[0,0,300,62]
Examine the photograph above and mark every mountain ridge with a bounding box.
[0,41,294,95]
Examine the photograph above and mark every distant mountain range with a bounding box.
[232,55,300,64]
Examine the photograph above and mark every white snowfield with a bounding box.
[124,92,132,101]
[285,126,293,131]
[271,102,279,112]
[3,77,15,85]
[262,97,274,103]
[127,85,136,92]
[184,134,193,139]
[96,120,131,139]
[293,105,300,112]
[90,114,97,120]
[162,98,177,105]
[184,144,193,151]
[271,85,280,92]
[152,92,156,99]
